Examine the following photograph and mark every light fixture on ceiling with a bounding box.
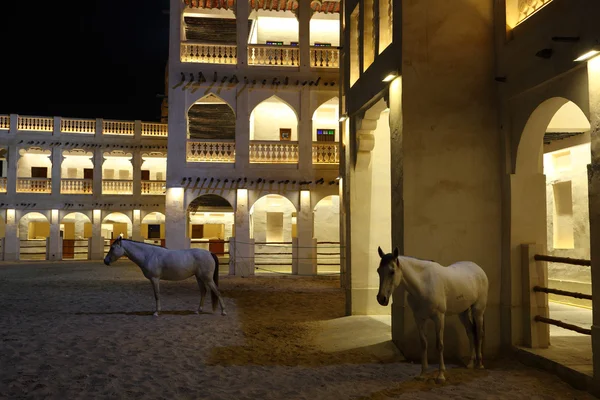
[382,72,397,82]
[574,49,600,62]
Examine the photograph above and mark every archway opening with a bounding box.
[141,212,166,246]
[102,213,132,253]
[61,212,92,260]
[187,194,234,262]
[250,194,297,274]
[314,195,341,275]
[250,96,298,141]
[18,212,49,260]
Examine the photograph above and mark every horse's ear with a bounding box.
[116,237,122,245]
[393,247,399,258]
[377,246,385,259]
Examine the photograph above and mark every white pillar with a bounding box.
[236,0,249,67]
[298,89,313,175]
[48,209,61,261]
[51,148,61,195]
[132,152,142,197]
[132,209,142,241]
[90,209,104,260]
[298,0,312,71]
[165,187,189,249]
[297,190,316,275]
[235,92,250,169]
[234,189,254,276]
[4,209,18,261]
[6,146,18,196]
[93,149,103,197]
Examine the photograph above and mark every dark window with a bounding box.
[83,168,93,180]
[31,167,48,178]
[148,224,161,239]
[191,225,204,239]
[141,170,150,180]
[316,128,335,142]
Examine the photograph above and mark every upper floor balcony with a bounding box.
[180,0,340,68]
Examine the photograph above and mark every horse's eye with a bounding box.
[390,269,395,275]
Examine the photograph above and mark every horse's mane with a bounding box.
[121,238,167,250]
[399,255,437,264]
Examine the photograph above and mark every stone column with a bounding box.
[296,190,316,275]
[298,89,313,176]
[4,209,18,261]
[93,149,103,197]
[51,148,62,195]
[6,146,18,196]
[48,209,62,261]
[236,0,249,67]
[132,152,142,197]
[298,0,312,72]
[132,209,142,241]
[235,92,250,169]
[165,188,189,249]
[90,209,104,260]
[234,189,254,276]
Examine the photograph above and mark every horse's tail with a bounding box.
[210,252,219,286]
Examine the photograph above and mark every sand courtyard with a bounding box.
[0,261,595,400]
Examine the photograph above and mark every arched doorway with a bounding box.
[102,212,132,253]
[313,195,341,274]
[187,194,234,262]
[250,194,297,273]
[18,212,49,260]
[61,212,92,260]
[141,212,166,246]
[513,98,592,343]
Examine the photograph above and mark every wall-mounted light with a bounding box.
[383,108,390,113]
[382,72,397,82]
[574,49,600,62]
[339,114,348,122]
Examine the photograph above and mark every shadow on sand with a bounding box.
[74,310,213,316]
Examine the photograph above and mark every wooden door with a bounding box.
[83,168,93,180]
[31,167,48,178]
[209,240,225,256]
[141,170,150,180]
[63,239,75,259]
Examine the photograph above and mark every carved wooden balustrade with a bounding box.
[17,116,53,132]
[187,140,236,162]
[103,120,135,135]
[141,123,168,137]
[61,179,93,194]
[310,47,339,68]
[312,142,339,164]
[61,118,96,134]
[0,115,9,130]
[249,141,299,164]
[248,45,300,67]
[0,178,7,193]
[141,180,166,195]
[181,42,238,64]
[17,178,52,193]
[518,0,552,23]
[102,179,133,195]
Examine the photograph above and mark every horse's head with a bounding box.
[104,237,125,266]
[376,246,402,306]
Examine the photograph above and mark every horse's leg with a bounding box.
[150,278,161,317]
[414,316,428,379]
[195,276,207,314]
[472,306,485,369]
[458,309,476,369]
[432,312,446,383]
[206,280,227,316]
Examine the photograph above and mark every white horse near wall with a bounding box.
[376,247,488,383]
[104,238,226,316]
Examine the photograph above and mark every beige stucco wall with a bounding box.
[62,155,93,179]
[17,153,52,177]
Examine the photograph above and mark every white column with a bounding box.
[134,120,142,140]
[298,89,313,175]
[234,189,254,276]
[235,92,250,169]
[297,190,316,275]
[90,209,104,260]
[6,146,18,196]
[165,187,189,249]
[51,148,61,195]
[298,0,312,71]
[132,209,142,241]
[236,0,249,66]
[4,209,18,261]
[93,149,103,197]
[48,209,61,261]
[132,152,142,197]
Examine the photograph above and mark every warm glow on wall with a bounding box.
[51,209,59,223]
[6,209,15,224]
[574,50,600,62]
[93,209,101,222]
[382,73,397,82]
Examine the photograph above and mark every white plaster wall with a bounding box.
[103,157,133,179]
[309,17,340,46]
[189,212,234,239]
[62,156,93,179]
[313,195,340,242]
[62,212,91,239]
[17,154,51,177]
[312,99,339,141]
[141,157,167,180]
[255,14,298,44]
[250,100,298,141]
[251,195,296,242]
[102,213,132,238]
[18,212,49,240]
[546,101,591,133]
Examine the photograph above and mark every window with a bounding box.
[363,0,375,70]
[31,167,48,178]
[83,168,93,180]
[148,224,161,239]
[141,170,150,180]
[317,128,336,142]
[379,0,393,53]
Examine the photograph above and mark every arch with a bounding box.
[313,195,341,274]
[141,212,166,242]
[17,148,52,179]
[250,194,297,242]
[61,212,92,242]
[187,194,235,250]
[248,93,299,120]
[187,93,236,140]
[142,211,166,225]
[101,212,132,239]
[18,212,50,240]
[249,95,299,141]
[312,96,339,142]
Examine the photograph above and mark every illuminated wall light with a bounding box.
[574,49,600,62]
[51,209,59,223]
[339,115,348,122]
[382,73,397,82]
[7,209,15,224]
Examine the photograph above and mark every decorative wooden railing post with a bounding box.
[134,120,142,140]
[521,243,550,348]
[53,117,61,136]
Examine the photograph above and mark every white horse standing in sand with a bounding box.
[104,237,226,316]
[376,247,488,383]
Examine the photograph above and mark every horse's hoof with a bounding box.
[477,364,485,370]
[221,311,227,316]
[466,361,475,369]
[195,310,200,315]
[153,312,159,317]
[435,375,446,384]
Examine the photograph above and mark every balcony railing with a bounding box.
[61,179,93,194]
[17,178,52,193]
[0,115,9,130]
[249,141,299,164]
[61,118,95,134]
[248,45,300,67]
[517,0,552,24]
[141,123,168,137]
[310,47,339,68]
[141,180,166,195]
[0,177,7,193]
[103,120,135,136]
[187,140,236,162]
[312,142,339,164]
[102,179,133,195]
[181,42,238,64]
[18,116,53,132]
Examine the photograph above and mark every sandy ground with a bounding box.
[0,261,595,400]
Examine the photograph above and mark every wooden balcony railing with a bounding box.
[61,179,93,194]
[187,140,236,162]
[141,122,168,137]
[312,142,339,164]
[248,45,300,67]
[0,177,7,193]
[61,118,96,134]
[17,116,53,132]
[310,46,339,68]
[17,178,52,193]
[102,179,133,195]
[0,115,9,130]
[141,180,166,195]
[181,42,238,64]
[103,120,134,135]
[249,140,299,164]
